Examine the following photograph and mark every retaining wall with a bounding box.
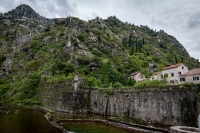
[38,85,199,127]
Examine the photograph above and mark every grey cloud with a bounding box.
[187,11,200,28]
[187,20,200,28]
[72,3,77,8]
[0,0,17,13]
[0,0,200,60]
[27,0,36,3]
[150,17,164,27]
[0,0,77,18]
[190,11,200,20]
[35,0,77,18]
[92,12,98,18]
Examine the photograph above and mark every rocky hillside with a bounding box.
[0,4,199,105]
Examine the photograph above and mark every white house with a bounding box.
[179,68,200,84]
[150,72,162,80]
[150,63,188,84]
[129,71,145,82]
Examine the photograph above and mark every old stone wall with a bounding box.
[38,84,199,127]
[38,81,72,111]
[90,88,198,127]
[38,80,89,113]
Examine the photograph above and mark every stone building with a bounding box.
[150,63,188,84]
[179,68,200,84]
[129,71,145,82]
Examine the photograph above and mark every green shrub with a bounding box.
[30,40,41,54]
[78,34,85,42]
[78,66,90,75]
[0,80,10,96]
[127,78,136,86]
[85,76,100,87]
[63,64,75,75]
[112,82,123,88]
[0,55,6,63]
[44,25,50,32]
[55,61,75,75]
[18,73,41,99]
[22,98,41,105]
[92,48,103,56]
[134,80,167,88]
[77,57,90,66]
[72,38,78,47]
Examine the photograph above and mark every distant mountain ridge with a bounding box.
[2,4,51,23]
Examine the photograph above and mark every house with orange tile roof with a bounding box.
[179,68,200,84]
[150,63,188,84]
[129,71,145,82]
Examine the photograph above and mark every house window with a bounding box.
[171,73,174,77]
[179,72,181,75]
[193,77,199,81]
[152,77,154,80]
[161,75,163,78]
[182,66,184,69]
[180,78,185,82]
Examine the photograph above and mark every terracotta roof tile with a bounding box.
[129,71,139,76]
[180,68,200,76]
[163,63,182,70]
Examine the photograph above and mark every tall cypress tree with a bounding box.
[123,37,127,48]
[143,38,145,45]
[128,33,132,47]
[138,39,141,53]
[181,57,184,63]
[136,37,138,52]
[139,38,144,52]
[131,42,134,55]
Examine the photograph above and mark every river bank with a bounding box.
[0,107,61,133]
[36,106,169,133]
[0,106,170,133]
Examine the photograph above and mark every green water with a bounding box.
[0,107,61,133]
[62,123,131,133]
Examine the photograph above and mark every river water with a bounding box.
[61,123,131,133]
[0,107,61,133]
[0,107,131,133]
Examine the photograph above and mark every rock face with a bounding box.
[16,30,29,43]
[0,4,52,77]
[4,4,51,23]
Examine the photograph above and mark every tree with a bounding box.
[113,82,123,88]
[181,57,184,63]
[143,38,145,45]
[136,37,138,52]
[128,33,132,47]
[131,42,134,55]
[44,25,50,32]
[122,37,127,48]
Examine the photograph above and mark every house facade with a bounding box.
[179,68,200,84]
[129,72,145,82]
[150,72,162,81]
[150,63,188,84]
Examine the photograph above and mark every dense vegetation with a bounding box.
[0,5,199,105]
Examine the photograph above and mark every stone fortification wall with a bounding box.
[38,81,73,111]
[38,84,199,127]
[90,87,199,127]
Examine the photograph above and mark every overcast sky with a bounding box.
[0,0,200,60]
